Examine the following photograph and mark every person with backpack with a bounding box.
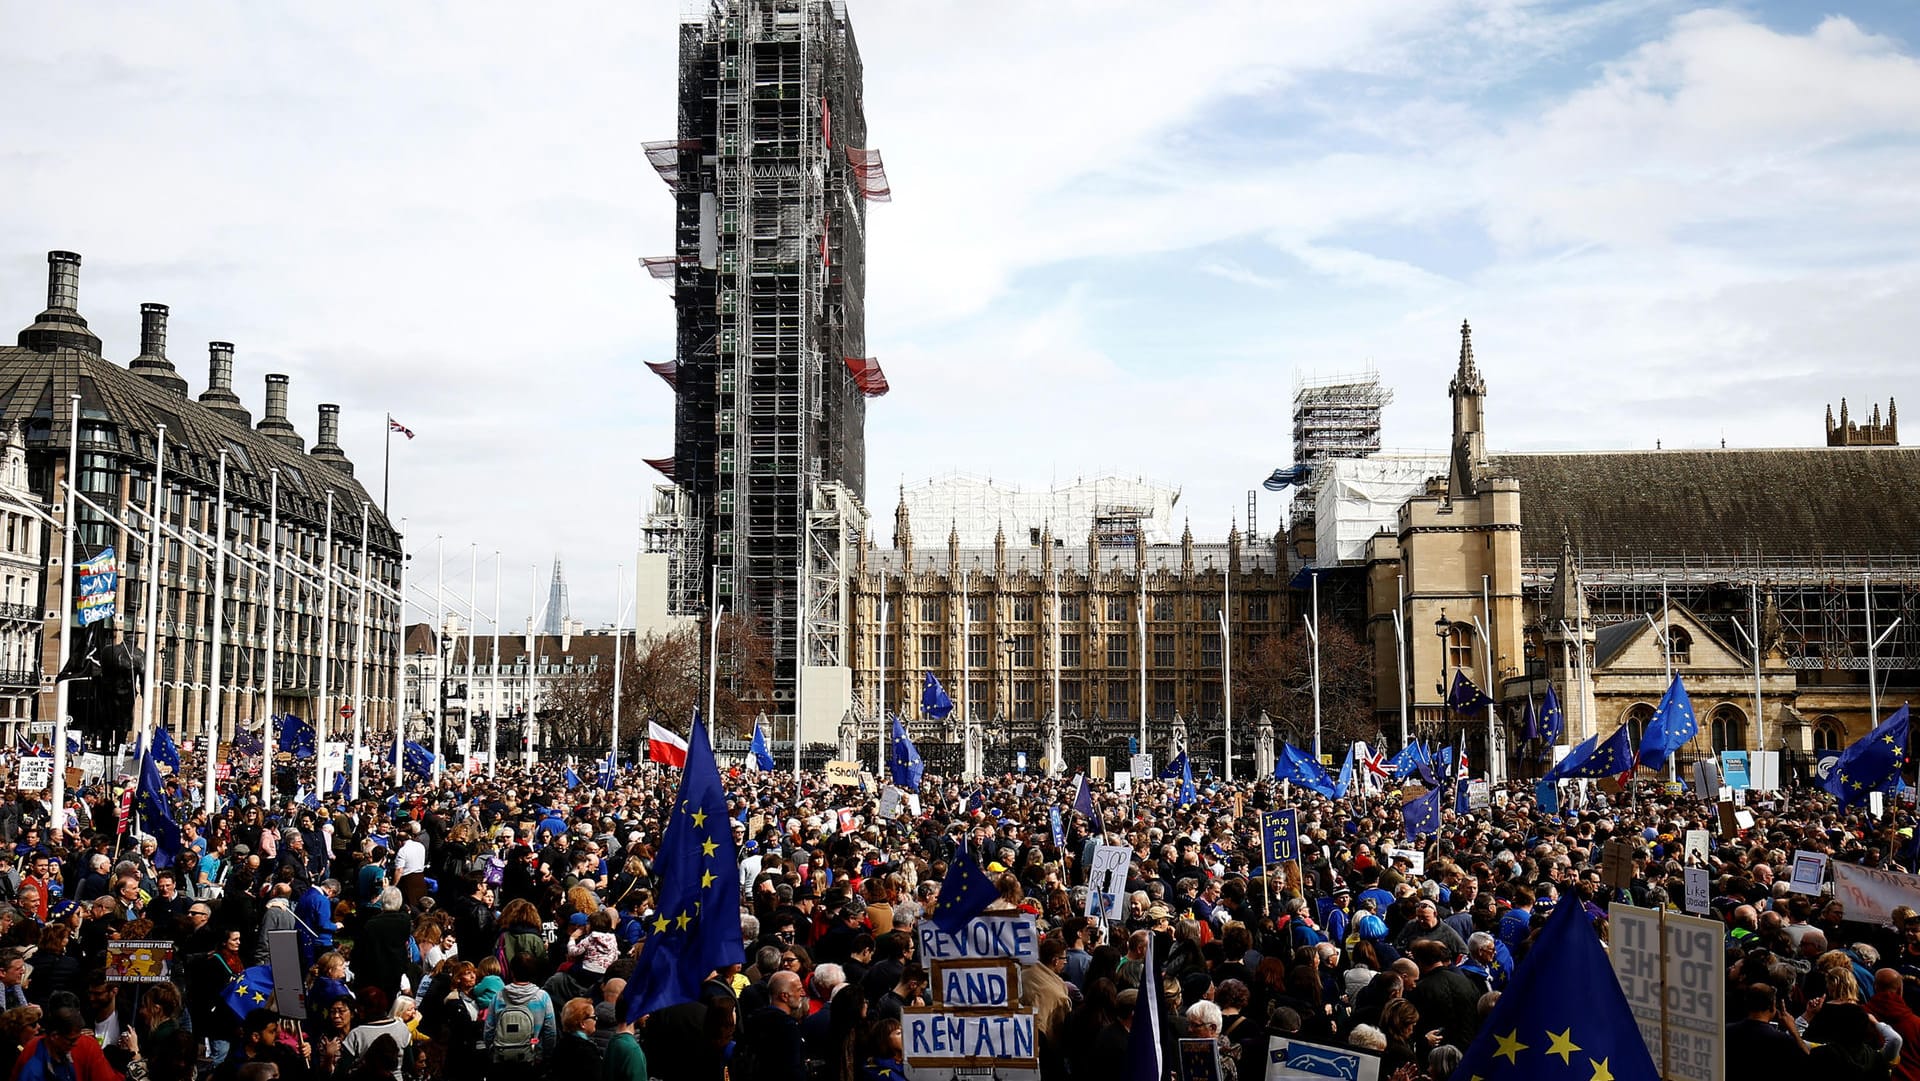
[485,952,557,1075]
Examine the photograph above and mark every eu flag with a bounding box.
[223,965,277,1018]
[1451,892,1659,1081]
[928,843,998,937]
[149,725,180,775]
[1552,726,1634,779]
[1824,705,1910,809]
[276,714,316,760]
[1401,785,1442,842]
[1072,774,1095,818]
[750,721,777,771]
[1274,742,1339,797]
[922,671,955,721]
[600,750,617,791]
[1177,752,1196,807]
[128,736,183,868]
[1385,743,1421,781]
[1522,698,1539,741]
[1539,684,1565,743]
[1333,745,1353,800]
[617,714,742,1021]
[890,716,925,790]
[1447,669,1496,715]
[1159,751,1189,780]
[403,740,434,778]
[564,764,582,789]
[1637,674,1698,772]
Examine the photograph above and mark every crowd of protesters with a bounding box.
[0,744,1913,1081]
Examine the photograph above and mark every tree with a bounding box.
[1234,620,1375,750]
[539,613,775,751]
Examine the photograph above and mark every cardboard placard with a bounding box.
[1129,753,1153,782]
[104,940,173,983]
[916,912,1042,967]
[15,758,51,792]
[1609,905,1724,1081]
[931,957,1018,1009]
[1832,862,1920,925]
[877,786,904,820]
[1788,850,1829,895]
[1601,839,1635,891]
[1683,829,1710,867]
[1086,843,1132,922]
[265,928,307,1019]
[1386,847,1425,876]
[1683,867,1711,915]
[902,1006,1038,1071]
[1264,1036,1382,1081]
[1113,772,1132,795]
[824,760,863,787]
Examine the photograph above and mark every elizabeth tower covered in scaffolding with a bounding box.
[644,0,890,735]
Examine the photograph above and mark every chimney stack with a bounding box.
[256,373,305,451]
[17,250,102,354]
[198,342,253,427]
[310,403,354,475]
[128,303,188,397]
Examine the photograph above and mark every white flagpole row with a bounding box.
[137,426,167,752]
[51,394,80,822]
[489,553,501,780]
[205,451,228,813]
[350,503,369,799]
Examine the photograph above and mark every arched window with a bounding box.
[1814,716,1845,752]
[1448,622,1475,673]
[1710,704,1746,752]
[1668,627,1693,666]
[1624,703,1655,749]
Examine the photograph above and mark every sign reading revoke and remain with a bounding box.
[904,914,1039,1078]
[1610,904,1724,1081]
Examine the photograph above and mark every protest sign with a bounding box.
[16,758,51,792]
[1179,1038,1221,1081]
[902,1008,1038,1072]
[916,912,1042,967]
[1610,904,1723,1081]
[877,786,904,820]
[1260,809,1299,866]
[1684,829,1710,867]
[1465,779,1490,810]
[824,760,863,787]
[1113,772,1132,794]
[265,928,307,1018]
[1263,1036,1381,1081]
[1788,851,1829,895]
[1601,838,1635,891]
[1129,753,1153,782]
[1385,847,1424,876]
[1719,751,1750,790]
[1684,868,1711,915]
[1048,807,1064,850]
[104,940,173,983]
[1832,862,1920,925]
[932,958,1018,1009]
[1692,758,1723,797]
[1086,843,1131,923]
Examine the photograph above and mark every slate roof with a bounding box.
[0,341,399,551]
[1488,448,1920,565]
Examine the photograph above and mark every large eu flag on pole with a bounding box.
[149,725,180,775]
[1550,725,1634,779]
[890,716,925,790]
[1539,684,1565,743]
[1637,674,1698,772]
[129,736,183,868]
[1401,785,1442,842]
[1126,925,1163,1081]
[750,721,777,771]
[277,714,316,760]
[1274,742,1339,797]
[1447,669,1496,715]
[403,741,435,778]
[1824,705,1910,809]
[929,842,998,937]
[617,714,743,1021]
[922,671,955,721]
[1451,894,1659,1081]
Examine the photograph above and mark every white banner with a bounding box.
[1610,904,1724,1081]
[1832,862,1920,926]
[15,758,51,792]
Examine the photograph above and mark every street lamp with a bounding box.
[1001,636,1017,722]
[1434,609,1451,700]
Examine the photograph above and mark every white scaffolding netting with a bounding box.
[899,473,1183,548]
[1315,454,1449,564]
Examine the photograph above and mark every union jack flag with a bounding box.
[388,417,415,439]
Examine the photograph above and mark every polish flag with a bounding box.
[647,722,689,768]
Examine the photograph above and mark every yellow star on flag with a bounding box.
[1493,1030,1528,1064]
[702,838,718,856]
[1545,1029,1581,1065]
[690,808,707,827]
[653,915,670,933]
[1588,1058,1613,1081]
[676,912,692,930]
[701,870,715,888]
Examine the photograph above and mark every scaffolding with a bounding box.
[642,483,707,619]
[896,473,1184,548]
[655,0,879,715]
[1286,367,1392,525]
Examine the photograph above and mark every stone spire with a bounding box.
[1180,519,1194,574]
[1545,529,1587,624]
[994,521,1007,574]
[1040,522,1054,579]
[1227,521,1242,574]
[948,521,961,568]
[1447,319,1489,500]
[892,489,911,550]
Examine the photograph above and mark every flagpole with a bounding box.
[961,569,970,732]
[263,468,278,810]
[1309,570,1322,761]
[431,537,443,782]
[526,563,538,771]
[205,450,228,812]
[317,491,334,794]
[51,393,80,823]
[707,563,720,746]
[138,425,167,751]
[1394,574,1409,751]
[1662,577,1674,781]
[1137,590,1147,757]
[1483,573,1497,785]
[1750,581,1766,757]
[464,544,479,761]
[1222,560,1232,782]
[1051,573,1062,774]
[393,539,406,790]
[382,413,392,519]
[878,584,888,777]
[350,502,369,800]
[611,563,624,770]
[489,553,501,779]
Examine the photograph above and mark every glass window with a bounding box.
[1014,681,1035,719]
[1814,716,1844,751]
[1060,634,1082,669]
[1059,595,1082,622]
[1107,595,1129,621]
[1153,680,1175,721]
[1012,596,1034,621]
[1200,680,1222,719]
[1105,682,1129,720]
[1668,627,1693,666]
[968,680,987,719]
[918,596,944,622]
[1710,705,1744,752]
[1201,634,1221,668]
[1201,597,1221,620]
[1448,623,1474,671]
[1060,680,1082,719]
[1152,596,1173,621]
[1106,636,1129,668]
[1248,595,1270,621]
[875,633,895,668]
[967,596,990,622]
[967,634,988,669]
[1013,634,1035,667]
[1154,633,1175,667]
[918,634,942,669]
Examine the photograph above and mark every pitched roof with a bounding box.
[1488,447,1920,565]
[0,341,398,549]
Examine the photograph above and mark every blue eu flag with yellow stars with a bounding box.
[921,671,955,721]
[1539,685,1565,743]
[617,714,742,1021]
[1824,704,1910,809]
[1401,785,1442,842]
[223,965,277,1018]
[890,716,925,790]
[1637,674,1697,772]
[1552,725,1634,780]
[129,734,183,868]
[750,721,777,771]
[928,842,998,937]
[1274,742,1339,798]
[1452,890,1658,1081]
[1447,669,1496,715]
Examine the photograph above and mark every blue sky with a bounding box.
[3,1,1918,624]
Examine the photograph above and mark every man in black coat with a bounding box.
[741,970,807,1081]
[1406,938,1482,1051]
